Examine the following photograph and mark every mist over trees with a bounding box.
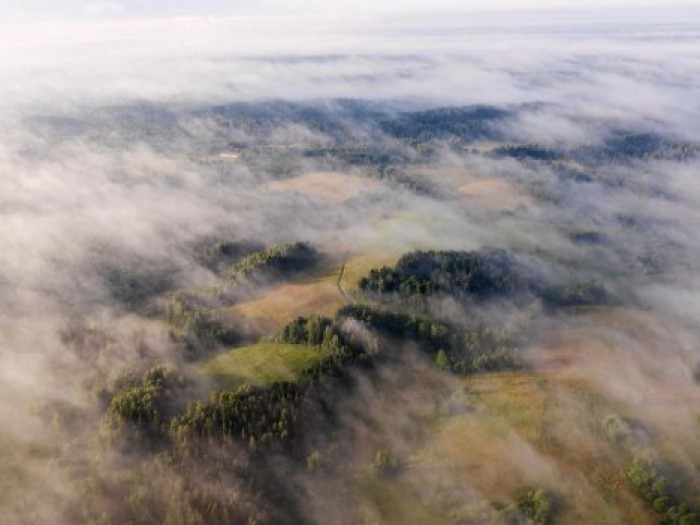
[2,5,700,525]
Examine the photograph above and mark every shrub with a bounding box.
[516,489,553,525]
[372,450,402,478]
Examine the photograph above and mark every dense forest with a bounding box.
[358,249,609,308]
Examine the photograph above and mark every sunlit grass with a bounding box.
[201,342,329,388]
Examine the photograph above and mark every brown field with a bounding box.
[228,278,345,333]
[403,164,533,212]
[227,251,399,333]
[408,369,655,524]
[374,307,700,524]
[458,178,533,211]
[528,308,700,491]
[266,171,380,203]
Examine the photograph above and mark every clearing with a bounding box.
[201,342,329,389]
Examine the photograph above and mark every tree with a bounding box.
[435,349,450,371]
[517,489,553,525]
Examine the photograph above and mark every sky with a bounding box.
[0,0,697,120]
[2,0,700,22]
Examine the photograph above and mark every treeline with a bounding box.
[93,370,280,524]
[627,458,699,525]
[603,414,699,525]
[167,316,376,452]
[103,367,176,445]
[201,98,390,143]
[195,238,319,283]
[379,105,510,143]
[164,292,238,351]
[358,248,609,308]
[574,133,700,165]
[359,248,527,299]
[102,368,300,453]
[489,134,699,167]
[279,304,518,375]
[172,382,305,449]
[94,251,176,311]
[275,314,378,388]
[226,241,318,283]
[370,164,435,195]
[106,313,370,450]
[104,347,367,461]
[336,304,518,373]
[194,238,265,274]
[492,144,561,161]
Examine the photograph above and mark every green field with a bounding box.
[201,342,329,388]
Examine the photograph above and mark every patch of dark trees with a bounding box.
[226,241,318,284]
[491,145,561,161]
[379,105,511,143]
[358,248,609,309]
[627,458,699,525]
[573,133,700,165]
[193,238,266,274]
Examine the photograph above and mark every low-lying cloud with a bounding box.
[1,5,700,524]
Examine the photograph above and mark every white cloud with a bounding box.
[0,8,698,142]
[83,0,123,14]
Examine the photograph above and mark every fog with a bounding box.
[1,5,700,524]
